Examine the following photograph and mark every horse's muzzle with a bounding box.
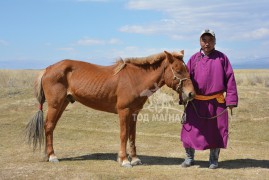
[181,91,195,103]
[188,92,195,101]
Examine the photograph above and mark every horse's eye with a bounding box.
[176,70,182,75]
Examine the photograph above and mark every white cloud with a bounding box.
[261,40,269,46]
[76,38,122,46]
[123,0,269,41]
[76,38,105,46]
[108,38,122,45]
[111,46,166,59]
[126,0,180,10]
[58,47,76,51]
[76,0,110,2]
[119,25,160,34]
[0,40,9,46]
[119,19,188,36]
[241,28,269,40]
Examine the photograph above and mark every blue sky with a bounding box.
[1,0,269,69]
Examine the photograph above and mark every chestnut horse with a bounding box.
[26,50,195,167]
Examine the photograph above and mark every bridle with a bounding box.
[170,66,190,93]
[169,65,192,124]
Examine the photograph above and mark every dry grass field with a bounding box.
[0,69,268,179]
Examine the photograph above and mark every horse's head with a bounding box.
[163,50,196,103]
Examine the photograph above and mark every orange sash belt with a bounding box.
[194,93,225,103]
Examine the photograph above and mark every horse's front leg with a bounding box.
[117,108,132,167]
[129,112,142,166]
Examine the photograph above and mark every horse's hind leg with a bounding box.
[129,112,142,166]
[45,98,69,162]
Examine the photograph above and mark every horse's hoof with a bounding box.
[49,156,59,163]
[131,158,142,166]
[121,160,132,168]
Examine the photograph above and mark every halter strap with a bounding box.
[170,66,190,92]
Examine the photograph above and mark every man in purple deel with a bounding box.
[180,29,238,169]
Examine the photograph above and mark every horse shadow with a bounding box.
[59,153,183,166]
[59,153,269,169]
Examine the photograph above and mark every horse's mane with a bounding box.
[114,52,167,75]
[124,52,166,65]
[113,51,183,75]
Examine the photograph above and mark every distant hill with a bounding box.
[1,58,269,70]
[233,58,269,69]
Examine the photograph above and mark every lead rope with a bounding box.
[181,101,188,124]
[181,100,229,124]
[191,101,228,120]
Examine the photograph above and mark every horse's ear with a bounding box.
[180,50,184,55]
[164,51,173,63]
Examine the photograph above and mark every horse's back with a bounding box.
[43,59,116,81]
[46,59,112,73]
[42,59,120,113]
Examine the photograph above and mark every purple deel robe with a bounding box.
[181,49,238,150]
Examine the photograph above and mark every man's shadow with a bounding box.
[59,153,269,168]
[194,159,269,169]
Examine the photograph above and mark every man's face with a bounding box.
[200,34,215,55]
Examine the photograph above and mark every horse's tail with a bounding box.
[25,70,46,151]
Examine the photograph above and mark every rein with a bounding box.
[190,101,228,119]
[181,100,228,124]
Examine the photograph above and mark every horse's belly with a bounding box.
[75,96,118,114]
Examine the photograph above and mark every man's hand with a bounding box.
[227,105,236,116]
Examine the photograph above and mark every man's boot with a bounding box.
[181,148,195,167]
[209,148,220,169]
